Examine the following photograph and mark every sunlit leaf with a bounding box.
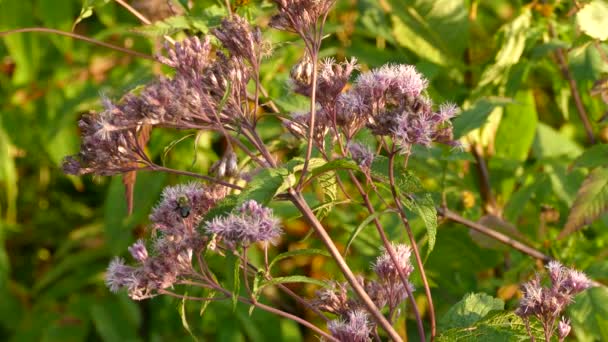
[438,293,504,331]
[560,167,608,239]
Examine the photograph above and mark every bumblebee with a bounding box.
[175,196,191,218]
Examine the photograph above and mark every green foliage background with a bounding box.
[1,0,608,341]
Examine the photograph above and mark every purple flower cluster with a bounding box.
[516,261,592,340]
[284,62,459,151]
[204,200,282,248]
[366,244,415,311]
[327,310,372,342]
[105,182,225,300]
[270,0,335,39]
[347,142,374,169]
[149,182,227,234]
[63,15,260,177]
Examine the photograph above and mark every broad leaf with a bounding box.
[494,90,538,162]
[572,144,608,169]
[411,193,438,258]
[438,311,543,341]
[439,293,504,331]
[237,167,288,205]
[345,209,395,255]
[452,97,512,139]
[560,167,608,239]
[569,287,608,342]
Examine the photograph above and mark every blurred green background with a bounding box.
[2,0,608,341]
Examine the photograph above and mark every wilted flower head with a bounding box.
[205,200,282,247]
[290,57,357,105]
[327,310,372,342]
[373,243,414,282]
[128,240,149,263]
[149,182,226,235]
[157,36,212,76]
[311,281,352,316]
[106,257,136,293]
[270,0,335,38]
[212,15,263,65]
[347,142,374,169]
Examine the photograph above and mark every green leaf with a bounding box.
[438,311,543,341]
[476,10,531,89]
[315,171,337,220]
[572,144,608,169]
[439,293,504,331]
[259,276,328,291]
[370,155,423,194]
[268,248,330,271]
[203,194,238,222]
[345,209,395,254]
[307,158,359,180]
[532,123,583,159]
[569,287,608,342]
[452,97,512,139]
[576,0,608,41]
[388,0,468,65]
[0,124,17,223]
[411,193,438,258]
[232,255,241,311]
[72,0,110,30]
[90,295,141,342]
[180,293,199,342]
[238,167,288,205]
[559,167,608,239]
[494,90,538,162]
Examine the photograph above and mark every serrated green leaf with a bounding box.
[315,171,337,220]
[438,311,543,342]
[572,144,608,169]
[202,194,238,222]
[569,287,608,342]
[307,158,359,180]
[576,0,608,41]
[439,293,504,331]
[370,155,423,194]
[268,248,330,270]
[452,97,512,139]
[259,276,328,291]
[238,167,288,205]
[232,255,241,311]
[559,167,608,239]
[412,193,438,258]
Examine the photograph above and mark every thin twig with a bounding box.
[470,146,497,213]
[148,164,243,190]
[0,28,156,61]
[549,23,595,144]
[388,152,437,341]
[438,208,552,262]
[114,0,176,45]
[289,190,403,342]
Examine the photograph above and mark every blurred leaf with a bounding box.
[532,123,583,159]
[569,287,608,342]
[438,293,504,331]
[576,0,608,41]
[73,0,110,30]
[452,97,512,139]
[477,10,531,89]
[259,275,328,290]
[388,0,468,65]
[345,208,395,255]
[572,144,608,169]
[180,294,199,342]
[559,167,608,239]
[38,0,75,52]
[268,248,329,270]
[0,124,17,223]
[90,295,141,342]
[494,91,538,162]
[0,0,41,84]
